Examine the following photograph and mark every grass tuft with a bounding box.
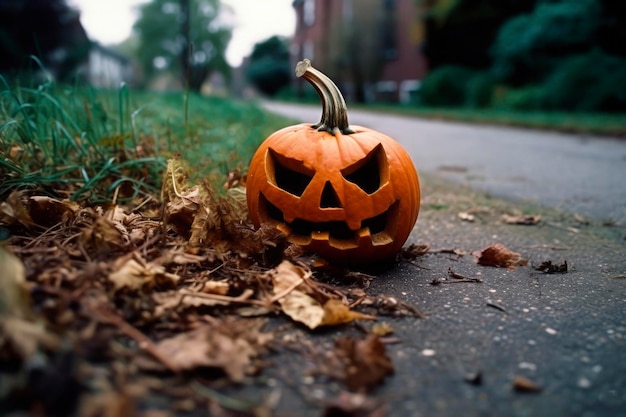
[0,78,292,203]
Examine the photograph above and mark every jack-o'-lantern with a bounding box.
[246,59,420,265]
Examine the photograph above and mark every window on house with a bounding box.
[304,0,315,26]
[303,40,314,61]
[381,0,397,60]
[342,0,353,23]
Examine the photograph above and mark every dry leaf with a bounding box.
[270,260,311,294]
[534,260,568,274]
[28,196,80,227]
[0,317,60,360]
[0,247,31,318]
[513,375,543,393]
[502,214,541,225]
[200,280,230,295]
[320,299,375,326]
[334,335,394,392]
[0,191,35,228]
[322,391,388,417]
[458,212,476,222]
[475,243,528,270]
[270,261,374,329]
[143,320,271,382]
[371,322,394,337]
[109,254,180,292]
[81,215,127,252]
[400,243,430,261]
[279,290,325,329]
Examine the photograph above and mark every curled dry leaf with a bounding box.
[513,375,543,393]
[28,196,80,227]
[0,191,35,229]
[475,243,528,270]
[269,260,375,329]
[80,215,127,253]
[534,260,568,274]
[399,243,430,261]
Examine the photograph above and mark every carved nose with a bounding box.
[320,181,342,208]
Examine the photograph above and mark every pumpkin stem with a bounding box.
[295,59,355,135]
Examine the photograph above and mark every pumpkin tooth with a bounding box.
[370,232,393,246]
[311,231,330,242]
[275,223,291,236]
[289,234,311,246]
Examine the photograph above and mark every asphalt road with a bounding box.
[256,101,626,417]
[262,101,626,226]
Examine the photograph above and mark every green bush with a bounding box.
[246,58,291,97]
[541,50,626,112]
[490,0,602,84]
[465,73,496,108]
[493,85,543,111]
[419,66,476,107]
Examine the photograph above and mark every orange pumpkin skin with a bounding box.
[246,123,420,265]
[246,60,420,265]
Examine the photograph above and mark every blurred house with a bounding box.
[84,42,134,89]
[0,0,90,81]
[291,0,428,103]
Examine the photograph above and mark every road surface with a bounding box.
[262,101,626,225]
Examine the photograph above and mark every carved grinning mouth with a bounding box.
[259,193,399,249]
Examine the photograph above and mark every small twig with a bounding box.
[192,381,258,412]
[429,248,466,255]
[132,195,154,213]
[486,301,507,314]
[448,267,483,282]
[524,244,570,251]
[267,278,307,305]
[86,301,180,373]
[431,268,483,285]
[179,288,267,307]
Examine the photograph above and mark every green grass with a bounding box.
[350,104,626,137]
[277,90,626,137]
[0,77,292,203]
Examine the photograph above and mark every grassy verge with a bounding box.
[277,92,626,137]
[0,78,292,202]
[350,104,626,137]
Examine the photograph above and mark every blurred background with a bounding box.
[1,0,625,113]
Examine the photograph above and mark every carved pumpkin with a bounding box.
[246,59,420,264]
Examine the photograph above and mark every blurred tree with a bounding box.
[246,36,291,97]
[0,0,90,81]
[133,0,231,91]
[491,0,603,84]
[541,49,626,112]
[418,0,537,70]
[324,0,387,103]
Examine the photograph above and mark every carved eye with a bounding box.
[341,144,388,194]
[266,148,314,197]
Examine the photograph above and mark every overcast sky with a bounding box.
[68,0,296,67]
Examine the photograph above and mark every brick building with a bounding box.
[291,0,428,103]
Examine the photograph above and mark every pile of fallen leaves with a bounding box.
[0,158,421,416]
